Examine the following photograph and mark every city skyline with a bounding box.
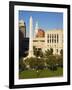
[19,10,63,37]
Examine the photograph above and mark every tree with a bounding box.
[50,48,53,55]
[39,49,44,58]
[19,58,27,72]
[25,57,45,70]
[36,58,45,70]
[30,58,38,69]
[44,48,53,58]
[33,46,38,57]
[44,49,51,58]
[46,55,57,71]
[33,46,44,58]
[57,56,63,67]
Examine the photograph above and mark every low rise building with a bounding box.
[33,29,63,55]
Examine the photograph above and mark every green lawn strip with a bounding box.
[38,68,63,78]
[19,67,63,79]
[19,70,37,79]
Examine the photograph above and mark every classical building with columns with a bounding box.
[33,29,63,55]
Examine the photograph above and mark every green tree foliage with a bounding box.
[46,55,57,71]
[39,50,44,58]
[57,56,63,67]
[19,58,27,71]
[33,46,38,57]
[20,48,63,71]
[44,48,53,58]
[33,46,44,58]
[44,49,50,58]
[50,48,53,55]
[25,57,45,70]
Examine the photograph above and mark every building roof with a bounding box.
[19,20,25,27]
[46,29,63,33]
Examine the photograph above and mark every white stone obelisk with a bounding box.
[28,16,34,57]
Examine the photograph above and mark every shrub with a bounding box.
[19,58,27,72]
[46,55,57,71]
[24,57,45,70]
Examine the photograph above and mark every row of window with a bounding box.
[47,34,59,39]
[47,39,58,43]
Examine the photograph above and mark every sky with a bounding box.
[19,11,63,37]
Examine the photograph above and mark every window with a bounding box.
[52,39,53,43]
[52,34,53,38]
[47,34,49,38]
[47,40,49,43]
[57,34,58,43]
[50,39,51,43]
[50,34,51,38]
[55,39,56,43]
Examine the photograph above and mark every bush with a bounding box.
[19,58,27,72]
[46,55,57,71]
[24,57,45,70]
[57,56,63,68]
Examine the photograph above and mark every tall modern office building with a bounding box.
[19,20,29,58]
[19,20,26,37]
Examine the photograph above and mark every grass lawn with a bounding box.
[19,67,63,79]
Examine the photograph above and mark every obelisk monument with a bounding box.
[28,16,34,57]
